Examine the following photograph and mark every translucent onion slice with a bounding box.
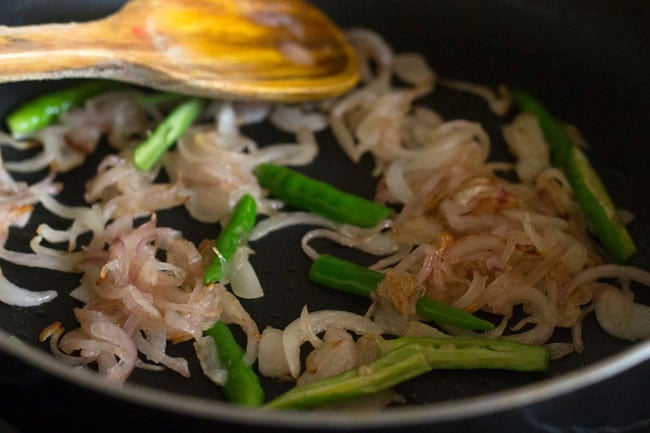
[282,308,383,378]
[250,129,318,167]
[384,158,415,204]
[0,270,57,306]
[393,52,435,86]
[563,264,650,299]
[4,151,52,173]
[595,289,650,341]
[439,78,511,116]
[0,245,83,272]
[87,321,138,384]
[269,105,327,133]
[229,248,264,299]
[258,326,291,379]
[0,131,38,149]
[233,101,271,126]
[133,328,189,377]
[249,212,336,242]
[194,335,228,386]
[301,226,398,261]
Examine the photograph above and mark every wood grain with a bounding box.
[0,0,360,101]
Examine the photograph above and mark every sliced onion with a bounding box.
[250,131,318,166]
[345,28,394,80]
[502,113,550,181]
[217,102,238,136]
[40,195,108,235]
[439,78,511,116]
[595,288,650,341]
[258,326,291,379]
[282,308,383,378]
[269,105,327,133]
[401,320,447,338]
[0,131,38,148]
[233,101,272,126]
[0,245,82,272]
[563,264,650,299]
[217,284,260,364]
[452,272,488,311]
[4,151,52,172]
[194,335,228,385]
[133,328,189,376]
[384,158,415,204]
[393,52,435,86]
[297,328,358,386]
[42,324,95,366]
[546,343,575,360]
[249,212,336,242]
[0,269,57,306]
[229,248,264,299]
[69,284,97,304]
[56,319,138,385]
[301,226,397,261]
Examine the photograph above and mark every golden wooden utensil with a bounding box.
[0,0,359,101]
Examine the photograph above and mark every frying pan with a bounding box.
[0,1,649,432]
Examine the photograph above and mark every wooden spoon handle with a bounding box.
[0,22,104,81]
[0,17,153,83]
[0,0,361,101]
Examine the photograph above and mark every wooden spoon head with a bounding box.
[110,0,360,101]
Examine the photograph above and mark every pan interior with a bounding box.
[0,0,648,425]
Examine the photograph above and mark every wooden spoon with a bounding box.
[0,0,360,102]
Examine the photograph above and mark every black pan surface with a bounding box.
[0,1,649,432]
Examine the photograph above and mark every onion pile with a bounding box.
[302,29,650,355]
[0,27,648,401]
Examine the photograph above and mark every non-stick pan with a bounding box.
[0,1,649,432]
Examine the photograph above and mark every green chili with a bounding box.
[133,97,206,171]
[6,80,122,137]
[510,90,574,169]
[265,335,548,409]
[254,163,392,228]
[205,321,264,407]
[204,194,258,284]
[511,90,636,263]
[565,146,636,262]
[309,254,495,331]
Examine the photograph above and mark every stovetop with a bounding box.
[2,349,650,433]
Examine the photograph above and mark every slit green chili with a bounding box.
[204,193,258,284]
[511,90,636,263]
[205,321,264,407]
[309,254,495,331]
[265,335,548,409]
[133,97,206,171]
[254,163,392,228]
[6,80,122,137]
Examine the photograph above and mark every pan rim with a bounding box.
[1,327,649,428]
